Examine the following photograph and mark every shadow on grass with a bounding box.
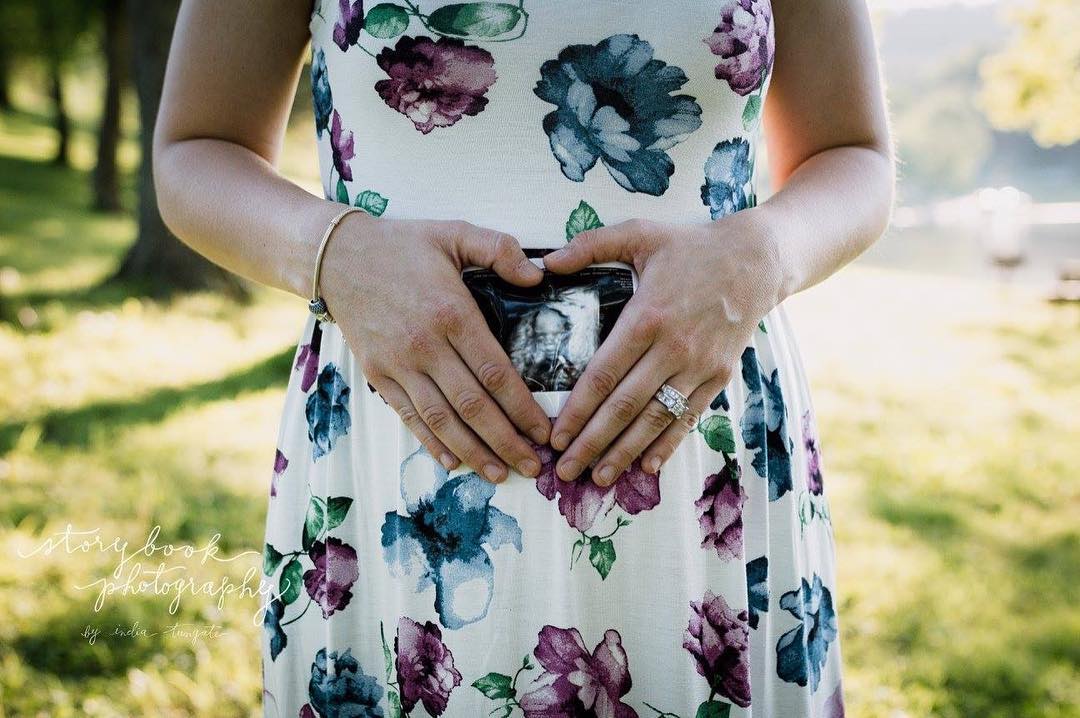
[0,346,296,454]
[0,153,136,281]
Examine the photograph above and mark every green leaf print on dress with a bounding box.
[532,443,660,580]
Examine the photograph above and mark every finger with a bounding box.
[543,218,652,274]
[550,296,664,451]
[400,371,510,484]
[594,374,706,487]
[369,374,460,471]
[452,222,543,287]
[640,376,730,475]
[555,347,675,483]
[445,301,552,446]
[426,352,543,478]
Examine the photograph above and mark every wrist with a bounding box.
[744,203,798,305]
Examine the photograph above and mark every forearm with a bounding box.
[153,137,369,299]
[756,143,896,302]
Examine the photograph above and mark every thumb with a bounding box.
[455,224,543,287]
[543,222,640,274]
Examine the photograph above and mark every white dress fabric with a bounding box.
[260,2,846,716]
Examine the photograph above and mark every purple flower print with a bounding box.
[518,625,638,718]
[330,110,355,182]
[684,590,752,708]
[374,36,497,134]
[395,616,462,715]
[270,449,288,498]
[703,0,775,96]
[303,536,359,618]
[295,322,323,393]
[332,0,364,51]
[825,682,846,718]
[533,443,660,533]
[802,410,824,495]
[696,460,746,561]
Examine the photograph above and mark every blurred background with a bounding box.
[0,0,1077,716]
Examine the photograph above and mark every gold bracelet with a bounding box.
[308,206,362,323]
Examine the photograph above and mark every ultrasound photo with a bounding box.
[462,258,635,393]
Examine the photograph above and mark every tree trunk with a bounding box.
[92,0,126,212]
[112,0,245,296]
[0,39,12,112]
[48,60,70,166]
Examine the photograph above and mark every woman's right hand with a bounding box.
[319,212,551,483]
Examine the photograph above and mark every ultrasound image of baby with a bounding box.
[507,287,599,392]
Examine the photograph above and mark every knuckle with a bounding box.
[431,300,462,334]
[490,435,522,462]
[627,217,652,235]
[455,391,487,422]
[405,325,436,358]
[587,367,619,398]
[644,404,674,432]
[419,404,452,433]
[679,408,701,432]
[396,403,422,428]
[608,394,639,423]
[491,231,518,259]
[448,219,473,236]
[576,435,608,459]
[476,360,511,394]
[460,444,490,470]
[633,305,667,339]
[605,445,635,472]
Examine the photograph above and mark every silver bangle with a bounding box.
[309,206,362,323]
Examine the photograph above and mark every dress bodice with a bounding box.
[307,0,775,248]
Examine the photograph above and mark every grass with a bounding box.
[1,70,1078,717]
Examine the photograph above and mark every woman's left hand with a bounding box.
[542,208,787,486]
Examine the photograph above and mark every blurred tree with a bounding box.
[112,0,245,295]
[92,0,127,211]
[979,0,1080,147]
[0,1,93,162]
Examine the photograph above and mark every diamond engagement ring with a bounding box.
[655,383,690,419]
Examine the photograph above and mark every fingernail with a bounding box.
[439,453,458,470]
[483,463,505,483]
[518,459,540,477]
[530,425,550,445]
[557,459,580,482]
[644,456,661,474]
[597,465,616,485]
[552,432,571,451]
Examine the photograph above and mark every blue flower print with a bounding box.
[306,647,385,718]
[534,33,703,196]
[311,47,333,139]
[381,447,523,629]
[746,555,769,630]
[776,573,838,693]
[739,346,793,501]
[306,363,352,461]
[702,138,753,219]
[262,596,287,661]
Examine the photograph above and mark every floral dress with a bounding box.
[260,1,846,716]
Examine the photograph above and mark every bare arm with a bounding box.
[153,0,343,297]
[543,0,896,482]
[760,0,896,298]
[153,1,551,481]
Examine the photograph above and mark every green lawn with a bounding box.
[0,80,1077,717]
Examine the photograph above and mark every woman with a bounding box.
[155,0,893,715]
